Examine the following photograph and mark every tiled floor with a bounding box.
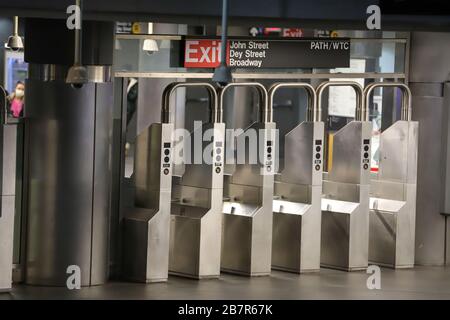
[2,266,450,300]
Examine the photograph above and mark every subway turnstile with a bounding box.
[318,81,371,271]
[365,82,418,268]
[168,83,225,279]
[220,83,276,276]
[122,88,175,283]
[269,83,324,273]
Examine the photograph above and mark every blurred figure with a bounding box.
[8,81,25,118]
[126,77,138,125]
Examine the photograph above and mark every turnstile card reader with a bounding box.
[168,83,225,279]
[269,83,324,273]
[220,83,276,276]
[123,95,174,283]
[365,83,418,268]
[318,81,371,271]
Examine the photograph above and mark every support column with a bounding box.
[23,18,114,286]
[409,31,450,266]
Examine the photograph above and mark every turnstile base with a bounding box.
[169,271,220,280]
[369,262,414,269]
[122,276,168,284]
[321,264,367,272]
[221,268,270,277]
[272,266,320,274]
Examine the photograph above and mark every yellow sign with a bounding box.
[132,22,141,34]
[330,31,339,38]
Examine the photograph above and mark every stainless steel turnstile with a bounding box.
[0,114,17,292]
[220,83,276,276]
[122,87,175,282]
[169,83,225,279]
[318,81,371,271]
[269,83,324,273]
[364,82,418,268]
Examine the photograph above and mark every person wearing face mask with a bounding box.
[8,81,25,118]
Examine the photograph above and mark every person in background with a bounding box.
[126,77,138,124]
[8,81,25,118]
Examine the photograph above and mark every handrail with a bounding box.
[363,82,412,121]
[316,81,365,121]
[268,82,319,122]
[218,82,270,123]
[161,82,218,124]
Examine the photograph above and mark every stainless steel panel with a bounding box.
[369,117,418,268]
[0,195,15,292]
[328,121,372,185]
[25,79,112,286]
[369,184,416,268]
[135,124,164,207]
[1,125,17,196]
[222,122,275,276]
[321,121,371,271]
[169,123,225,279]
[370,179,405,201]
[1,124,18,290]
[279,122,324,186]
[123,122,173,282]
[409,33,450,265]
[410,32,450,83]
[378,121,418,184]
[91,83,114,285]
[395,183,417,267]
[321,210,351,269]
[221,213,252,275]
[441,83,450,214]
[412,95,446,265]
[369,210,396,267]
[271,121,323,273]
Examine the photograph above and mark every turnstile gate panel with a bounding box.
[269,83,324,273]
[220,83,276,276]
[318,81,371,271]
[365,82,418,268]
[123,121,174,283]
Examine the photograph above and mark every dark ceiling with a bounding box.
[0,0,449,31]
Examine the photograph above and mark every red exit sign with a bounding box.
[184,40,230,68]
[283,28,303,38]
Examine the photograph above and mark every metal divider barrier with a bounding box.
[168,83,225,279]
[0,87,18,291]
[122,84,176,283]
[268,83,324,273]
[317,81,371,271]
[220,82,276,276]
[364,82,418,268]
